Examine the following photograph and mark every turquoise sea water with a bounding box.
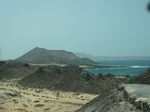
[85,60,150,76]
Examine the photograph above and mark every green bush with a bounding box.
[23,104,28,107]
[34,104,45,107]
[44,108,50,111]
[33,100,40,103]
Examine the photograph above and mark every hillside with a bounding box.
[76,88,132,112]
[19,67,129,94]
[76,84,150,112]
[0,61,38,80]
[76,68,150,112]
[15,47,95,64]
[75,52,95,60]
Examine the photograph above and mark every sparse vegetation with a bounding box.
[22,104,28,107]
[12,99,19,103]
[44,100,51,103]
[44,108,50,111]
[15,108,26,111]
[34,104,45,107]
[33,100,40,103]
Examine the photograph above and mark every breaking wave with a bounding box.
[129,66,149,68]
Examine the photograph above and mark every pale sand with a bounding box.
[28,63,67,67]
[0,79,98,112]
[28,63,90,68]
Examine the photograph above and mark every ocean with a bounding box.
[85,60,150,76]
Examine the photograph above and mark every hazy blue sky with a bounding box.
[0,0,150,60]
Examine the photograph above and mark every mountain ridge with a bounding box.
[75,52,150,61]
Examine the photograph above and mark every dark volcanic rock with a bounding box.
[0,62,38,80]
[19,68,97,93]
[0,61,6,67]
[76,88,135,112]
[19,67,129,94]
[76,68,150,112]
[77,86,150,112]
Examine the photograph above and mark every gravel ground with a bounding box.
[121,84,150,103]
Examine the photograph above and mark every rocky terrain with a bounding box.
[76,85,150,112]
[0,61,38,80]
[76,68,150,112]
[76,87,132,112]
[1,60,150,112]
[18,66,129,94]
[0,61,130,112]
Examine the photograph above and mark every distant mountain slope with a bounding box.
[75,52,94,59]
[15,47,95,64]
[75,52,150,61]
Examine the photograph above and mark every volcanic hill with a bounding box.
[15,47,95,64]
[18,67,129,94]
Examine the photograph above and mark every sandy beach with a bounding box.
[0,79,98,112]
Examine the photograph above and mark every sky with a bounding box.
[0,0,150,60]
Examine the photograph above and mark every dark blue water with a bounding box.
[85,60,150,76]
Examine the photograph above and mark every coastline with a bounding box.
[28,63,128,69]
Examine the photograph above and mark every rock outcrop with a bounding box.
[76,85,150,112]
